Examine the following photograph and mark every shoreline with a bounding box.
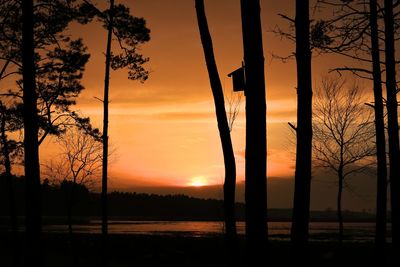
[0,232,392,267]
[0,215,381,224]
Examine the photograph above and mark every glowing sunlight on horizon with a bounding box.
[188,176,209,187]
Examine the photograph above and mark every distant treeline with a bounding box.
[0,176,376,222]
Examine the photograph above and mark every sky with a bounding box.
[37,0,377,199]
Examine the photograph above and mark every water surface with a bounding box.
[43,221,385,242]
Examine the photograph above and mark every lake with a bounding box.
[43,221,388,242]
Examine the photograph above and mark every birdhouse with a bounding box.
[227,66,246,92]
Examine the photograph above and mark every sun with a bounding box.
[188,176,207,187]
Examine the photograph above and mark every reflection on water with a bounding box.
[43,221,387,241]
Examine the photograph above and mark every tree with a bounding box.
[195,1,239,266]
[0,102,23,266]
[369,0,387,257]
[240,0,267,265]
[309,0,389,255]
[21,0,42,264]
[101,3,114,261]
[43,129,102,236]
[273,3,314,262]
[291,1,313,264]
[0,1,98,264]
[313,78,375,244]
[225,90,242,132]
[43,128,102,266]
[79,1,150,265]
[34,39,93,144]
[0,1,96,145]
[384,0,400,255]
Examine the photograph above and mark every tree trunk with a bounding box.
[1,114,19,266]
[21,0,42,265]
[240,0,268,265]
[337,170,344,245]
[67,185,73,237]
[291,0,312,264]
[195,1,238,266]
[369,0,387,258]
[67,179,77,238]
[67,179,79,267]
[384,0,400,251]
[101,1,114,266]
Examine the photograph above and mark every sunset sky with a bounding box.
[38,0,373,189]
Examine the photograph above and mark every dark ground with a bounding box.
[0,232,395,267]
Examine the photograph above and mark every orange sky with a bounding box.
[38,0,375,188]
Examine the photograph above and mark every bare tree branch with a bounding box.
[313,76,375,179]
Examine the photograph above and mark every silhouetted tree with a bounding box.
[0,1,97,264]
[44,129,102,236]
[34,39,94,143]
[384,0,400,255]
[313,78,375,244]
[195,1,239,266]
[79,1,150,265]
[369,0,387,259]
[21,0,42,265]
[2,4,97,262]
[0,39,93,144]
[225,91,242,132]
[43,129,101,266]
[0,102,22,266]
[273,3,315,263]
[0,0,99,146]
[240,0,267,265]
[291,1,313,265]
[101,3,114,262]
[309,0,389,255]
